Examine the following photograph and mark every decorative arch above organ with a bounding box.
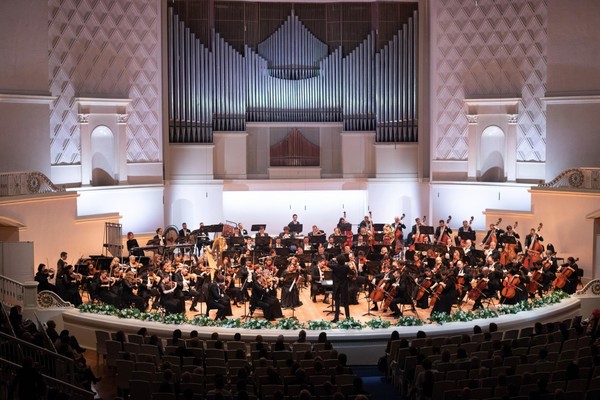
[167,2,419,144]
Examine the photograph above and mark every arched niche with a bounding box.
[90,125,117,186]
[464,98,519,182]
[76,97,130,186]
[479,125,506,182]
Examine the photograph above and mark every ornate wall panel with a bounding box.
[48,0,161,165]
[434,0,547,161]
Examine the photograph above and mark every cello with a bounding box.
[500,221,519,266]
[394,213,406,254]
[526,268,543,294]
[553,258,578,289]
[468,278,488,301]
[429,280,446,309]
[501,273,520,301]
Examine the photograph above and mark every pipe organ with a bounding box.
[168,7,418,144]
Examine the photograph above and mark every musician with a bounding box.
[337,217,351,234]
[159,274,183,314]
[279,226,295,240]
[281,259,302,309]
[121,271,145,311]
[288,214,301,229]
[431,273,457,315]
[408,218,422,245]
[255,226,271,254]
[95,269,119,307]
[207,276,232,320]
[415,268,433,309]
[329,256,351,323]
[434,219,453,244]
[178,222,191,239]
[480,223,504,248]
[456,220,475,246]
[251,272,283,321]
[174,265,201,312]
[500,267,524,305]
[484,241,501,261]
[57,251,68,281]
[562,257,580,294]
[301,236,313,252]
[138,269,159,308]
[125,255,141,276]
[62,264,83,306]
[524,228,544,251]
[308,225,325,237]
[455,260,473,303]
[370,261,392,312]
[154,227,165,246]
[354,235,368,249]
[388,268,415,318]
[392,216,406,236]
[310,258,330,304]
[539,247,558,290]
[346,253,360,305]
[359,215,372,231]
[35,264,57,293]
[127,232,145,257]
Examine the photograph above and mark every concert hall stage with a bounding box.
[62,289,581,365]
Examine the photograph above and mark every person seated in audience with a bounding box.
[206,373,232,399]
[8,356,46,400]
[148,334,164,357]
[54,328,86,354]
[55,335,101,390]
[158,368,178,394]
[8,305,43,345]
[274,334,287,351]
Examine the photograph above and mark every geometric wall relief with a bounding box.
[48,0,161,165]
[434,0,547,162]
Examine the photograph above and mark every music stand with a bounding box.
[339,223,352,233]
[500,236,517,245]
[433,244,449,255]
[288,224,303,234]
[251,224,267,232]
[373,223,385,232]
[320,280,339,316]
[420,226,435,235]
[374,233,384,242]
[459,231,476,241]
[309,235,326,246]
[367,253,384,262]
[332,235,347,245]
[450,246,465,258]
[275,247,291,257]
[228,236,245,247]
[471,249,486,263]
[255,235,271,251]
[325,247,341,259]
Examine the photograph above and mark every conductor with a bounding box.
[329,256,351,322]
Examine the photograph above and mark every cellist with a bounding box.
[370,260,393,312]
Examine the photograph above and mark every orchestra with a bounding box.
[47,216,583,323]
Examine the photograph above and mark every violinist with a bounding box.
[159,274,184,314]
[125,255,141,276]
[484,241,501,261]
[539,246,558,290]
[455,260,473,304]
[176,265,203,311]
[62,264,83,306]
[251,269,283,321]
[310,258,330,304]
[96,269,120,306]
[138,268,160,307]
[35,264,57,294]
[121,271,146,311]
[281,258,302,309]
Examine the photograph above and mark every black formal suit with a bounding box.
[329,259,351,321]
[207,282,232,320]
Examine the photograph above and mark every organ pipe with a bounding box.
[167,7,417,143]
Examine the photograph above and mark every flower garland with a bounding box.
[77,290,570,330]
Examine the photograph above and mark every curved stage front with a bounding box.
[63,297,581,365]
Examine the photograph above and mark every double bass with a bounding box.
[415,216,428,244]
[500,221,519,266]
[483,218,502,249]
[394,213,406,254]
[436,215,453,245]
[523,223,543,268]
